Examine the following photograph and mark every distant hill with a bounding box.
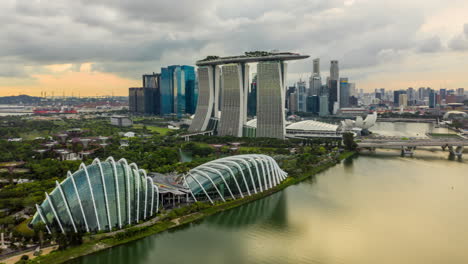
[0,95,42,105]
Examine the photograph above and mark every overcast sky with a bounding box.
[1,0,468,96]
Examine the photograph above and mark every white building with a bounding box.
[110,116,133,127]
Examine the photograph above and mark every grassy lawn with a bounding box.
[19,130,47,140]
[15,218,35,237]
[132,124,171,135]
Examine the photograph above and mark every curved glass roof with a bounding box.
[184,154,287,203]
[31,157,160,234]
[31,154,288,234]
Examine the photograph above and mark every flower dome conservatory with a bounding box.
[31,154,287,234]
[31,157,160,234]
[183,154,287,203]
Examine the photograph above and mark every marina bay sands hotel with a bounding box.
[189,51,309,139]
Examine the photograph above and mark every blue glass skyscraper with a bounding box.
[182,65,197,115]
[160,65,196,116]
[160,67,173,115]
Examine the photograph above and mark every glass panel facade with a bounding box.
[32,159,160,233]
[116,163,127,226]
[186,155,287,202]
[102,162,118,230]
[32,155,287,234]
[87,164,109,230]
[73,170,99,231]
[61,179,86,231]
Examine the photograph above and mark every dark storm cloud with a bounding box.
[1,0,467,80]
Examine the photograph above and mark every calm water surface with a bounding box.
[73,122,468,264]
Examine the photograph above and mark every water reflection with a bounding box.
[206,192,288,229]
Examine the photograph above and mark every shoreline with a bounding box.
[29,151,356,264]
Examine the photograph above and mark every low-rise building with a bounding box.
[110,115,133,127]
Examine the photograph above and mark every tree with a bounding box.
[343,133,357,151]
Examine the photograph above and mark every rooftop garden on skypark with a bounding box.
[198,51,302,62]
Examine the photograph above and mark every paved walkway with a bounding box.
[2,245,58,264]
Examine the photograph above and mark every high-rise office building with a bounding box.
[160,67,174,115]
[309,58,322,96]
[129,87,143,113]
[286,86,296,112]
[457,88,465,96]
[313,58,320,75]
[328,60,339,113]
[319,95,329,116]
[289,91,298,113]
[297,80,307,112]
[183,66,197,115]
[339,77,349,108]
[143,73,159,88]
[306,95,320,114]
[247,75,257,117]
[439,88,447,101]
[349,83,356,97]
[393,90,406,106]
[429,89,437,108]
[129,73,161,115]
[399,93,408,107]
[129,87,160,115]
[159,65,196,116]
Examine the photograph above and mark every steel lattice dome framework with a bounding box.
[31,157,159,234]
[31,154,288,234]
[184,154,287,203]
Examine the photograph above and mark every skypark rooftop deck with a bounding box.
[196,52,309,66]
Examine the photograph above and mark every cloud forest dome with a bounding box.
[184,154,287,204]
[31,157,160,234]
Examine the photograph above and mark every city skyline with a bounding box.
[1,0,468,96]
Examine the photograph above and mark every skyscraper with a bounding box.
[256,61,287,139]
[399,93,408,107]
[393,90,406,106]
[247,75,257,117]
[160,67,174,115]
[339,77,349,108]
[183,66,197,115]
[297,80,307,112]
[189,52,309,138]
[429,89,437,108]
[313,58,320,75]
[160,65,196,116]
[189,66,219,132]
[129,73,161,115]
[306,95,320,114]
[328,60,339,113]
[309,58,322,96]
[319,95,329,116]
[217,64,249,137]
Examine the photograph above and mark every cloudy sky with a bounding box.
[1,0,468,96]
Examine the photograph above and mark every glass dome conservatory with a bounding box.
[31,157,159,234]
[183,154,287,203]
[31,154,287,234]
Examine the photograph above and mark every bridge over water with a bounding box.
[357,137,468,157]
